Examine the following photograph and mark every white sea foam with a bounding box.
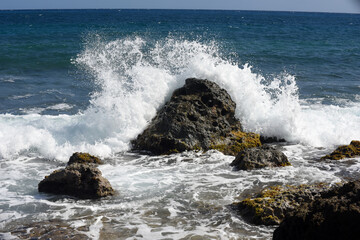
[0,149,345,238]
[9,94,35,100]
[47,103,74,111]
[1,78,15,83]
[0,36,359,161]
[19,103,74,114]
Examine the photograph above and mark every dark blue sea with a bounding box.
[0,9,359,239]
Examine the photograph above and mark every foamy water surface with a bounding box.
[0,35,359,239]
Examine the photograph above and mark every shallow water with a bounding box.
[2,145,359,239]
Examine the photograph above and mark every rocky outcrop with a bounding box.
[273,180,360,240]
[68,152,103,165]
[321,140,360,160]
[38,153,114,199]
[230,183,335,226]
[132,78,261,155]
[230,145,290,170]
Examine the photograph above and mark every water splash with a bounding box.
[0,36,359,160]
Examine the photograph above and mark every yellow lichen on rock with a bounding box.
[210,131,261,156]
[68,152,103,165]
[280,162,292,167]
[231,183,337,226]
[321,140,360,160]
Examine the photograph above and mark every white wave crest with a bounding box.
[0,36,359,160]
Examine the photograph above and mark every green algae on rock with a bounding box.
[132,78,260,155]
[230,183,337,226]
[209,131,261,156]
[321,140,360,160]
[68,152,103,165]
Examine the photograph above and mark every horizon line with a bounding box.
[0,8,359,15]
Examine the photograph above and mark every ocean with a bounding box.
[0,9,359,239]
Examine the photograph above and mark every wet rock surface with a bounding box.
[260,136,286,144]
[230,145,290,170]
[132,78,260,155]
[38,153,114,199]
[273,180,360,240]
[230,183,336,226]
[321,140,360,160]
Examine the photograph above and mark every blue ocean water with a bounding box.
[0,10,359,115]
[0,9,359,239]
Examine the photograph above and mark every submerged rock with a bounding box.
[230,145,290,170]
[38,153,114,199]
[230,183,335,226]
[132,78,260,155]
[68,152,103,165]
[321,140,360,160]
[8,220,88,240]
[273,180,360,240]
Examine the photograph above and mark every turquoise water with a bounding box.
[0,9,359,239]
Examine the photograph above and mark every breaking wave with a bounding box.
[0,36,359,160]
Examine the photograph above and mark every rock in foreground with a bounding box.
[231,183,335,225]
[132,78,260,155]
[38,154,114,199]
[230,145,290,170]
[273,180,360,240]
[321,140,360,160]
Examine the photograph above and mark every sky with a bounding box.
[0,0,359,13]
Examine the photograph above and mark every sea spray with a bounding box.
[74,36,360,148]
[0,36,359,161]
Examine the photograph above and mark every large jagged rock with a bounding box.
[230,183,336,226]
[230,145,290,170]
[321,140,360,160]
[132,78,261,155]
[38,153,114,199]
[273,180,360,240]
